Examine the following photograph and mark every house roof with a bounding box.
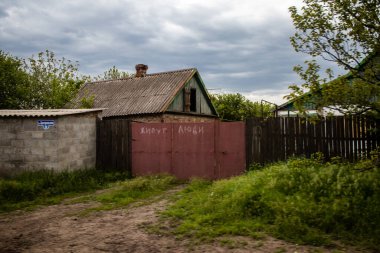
[275,92,315,111]
[276,51,380,112]
[69,68,202,117]
[0,109,103,118]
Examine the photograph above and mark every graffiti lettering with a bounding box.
[140,127,168,135]
[178,125,204,135]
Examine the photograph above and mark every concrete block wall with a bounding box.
[0,118,59,176]
[57,114,97,169]
[0,112,98,176]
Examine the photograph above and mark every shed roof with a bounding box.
[69,68,200,117]
[0,109,103,118]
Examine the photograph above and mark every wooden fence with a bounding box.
[97,117,380,173]
[96,119,131,171]
[246,116,380,165]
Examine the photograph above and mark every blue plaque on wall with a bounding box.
[37,120,55,130]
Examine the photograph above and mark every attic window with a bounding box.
[184,87,197,112]
[190,88,196,112]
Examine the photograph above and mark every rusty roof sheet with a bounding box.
[0,109,104,118]
[69,68,197,117]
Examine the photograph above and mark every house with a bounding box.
[0,109,103,176]
[275,93,320,117]
[275,51,380,117]
[69,64,218,122]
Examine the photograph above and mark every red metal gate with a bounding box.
[131,121,245,179]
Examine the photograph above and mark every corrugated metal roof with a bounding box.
[69,68,197,117]
[0,109,104,117]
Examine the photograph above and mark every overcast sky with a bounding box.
[0,0,340,105]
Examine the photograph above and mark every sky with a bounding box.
[0,0,339,105]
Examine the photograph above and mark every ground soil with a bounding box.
[0,186,372,253]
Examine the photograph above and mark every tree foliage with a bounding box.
[210,93,273,121]
[288,0,380,116]
[0,51,30,109]
[93,66,131,81]
[24,50,88,109]
[0,50,88,109]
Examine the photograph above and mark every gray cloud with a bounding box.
[0,0,340,104]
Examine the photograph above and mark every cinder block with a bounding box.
[3,147,16,155]
[58,146,70,154]
[0,139,11,146]
[44,147,57,157]
[24,139,38,149]
[64,125,74,132]
[31,147,44,155]
[32,131,44,139]
[0,153,10,162]
[0,131,16,140]
[69,160,78,168]
[24,154,37,162]
[23,119,39,131]
[15,131,28,140]
[43,131,57,140]
[83,157,95,167]
[21,147,32,155]
[14,147,23,155]
[11,140,24,148]
[42,140,58,149]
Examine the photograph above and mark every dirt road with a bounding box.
[0,187,369,253]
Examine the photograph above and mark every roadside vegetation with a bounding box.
[0,170,179,214]
[164,154,380,250]
[0,169,131,212]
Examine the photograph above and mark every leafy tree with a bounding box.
[0,51,30,109]
[210,93,273,121]
[23,50,88,109]
[93,66,131,81]
[287,0,380,116]
[0,50,88,109]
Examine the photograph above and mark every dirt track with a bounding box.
[0,187,370,253]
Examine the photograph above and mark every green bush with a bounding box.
[165,157,380,249]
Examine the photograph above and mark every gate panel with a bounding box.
[131,122,172,176]
[172,123,215,179]
[130,121,246,179]
[216,121,246,179]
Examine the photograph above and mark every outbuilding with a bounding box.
[0,109,103,176]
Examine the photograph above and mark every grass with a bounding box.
[163,155,380,250]
[78,174,179,214]
[0,168,131,212]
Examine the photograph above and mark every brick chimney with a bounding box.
[135,64,148,77]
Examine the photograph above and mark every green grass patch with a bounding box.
[0,169,131,212]
[164,157,380,250]
[79,175,179,214]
